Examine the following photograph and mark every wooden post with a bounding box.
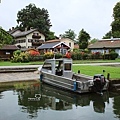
[107,73,110,80]
[78,70,80,74]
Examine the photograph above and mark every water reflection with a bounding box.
[16,83,109,116]
[113,95,120,118]
[0,82,120,120]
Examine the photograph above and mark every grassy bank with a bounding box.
[72,65,120,79]
[0,58,120,66]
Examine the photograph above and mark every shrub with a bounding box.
[90,52,102,59]
[29,55,44,61]
[94,52,102,59]
[81,52,88,60]
[11,50,29,63]
[44,52,54,59]
[109,51,118,60]
[71,52,82,60]
[55,53,62,59]
[29,50,40,56]
[28,50,43,61]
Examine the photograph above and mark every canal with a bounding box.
[0,81,120,120]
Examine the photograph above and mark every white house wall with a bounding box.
[60,38,74,51]
[15,30,45,48]
[91,49,120,57]
[91,49,109,54]
[115,49,120,57]
[15,36,27,48]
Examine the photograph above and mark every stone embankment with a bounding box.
[0,65,41,83]
[109,80,120,92]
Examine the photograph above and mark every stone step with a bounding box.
[112,84,120,88]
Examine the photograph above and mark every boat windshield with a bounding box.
[42,63,52,70]
[64,63,71,70]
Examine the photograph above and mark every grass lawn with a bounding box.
[72,65,120,79]
[0,58,120,66]
[73,58,120,64]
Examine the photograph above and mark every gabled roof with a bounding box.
[45,38,74,43]
[0,45,19,50]
[37,42,60,49]
[45,39,60,43]
[13,29,37,38]
[88,39,120,49]
[7,28,20,34]
[37,41,70,49]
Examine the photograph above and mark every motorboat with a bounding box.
[39,58,109,94]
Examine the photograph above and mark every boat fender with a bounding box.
[40,73,43,82]
[73,81,77,91]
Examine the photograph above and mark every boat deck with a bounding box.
[72,73,93,82]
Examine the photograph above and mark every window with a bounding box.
[69,42,71,47]
[56,61,63,70]
[6,52,10,55]
[42,63,52,70]
[64,63,71,70]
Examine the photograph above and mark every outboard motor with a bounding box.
[93,74,106,93]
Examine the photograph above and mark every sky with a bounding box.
[0,0,120,39]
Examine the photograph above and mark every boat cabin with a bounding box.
[41,58,73,78]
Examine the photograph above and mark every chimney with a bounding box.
[59,34,62,39]
[12,27,14,30]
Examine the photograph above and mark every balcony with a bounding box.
[32,35,41,39]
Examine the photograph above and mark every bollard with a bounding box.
[40,74,43,82]
[78,70,80,74]
[107,73,110,80]
[103,70,105,75]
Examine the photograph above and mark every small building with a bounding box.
[8,27,45,49]
[37,40,70,54]
[0,45,19,60]
[88,38,120,57]
[56,38,74,51]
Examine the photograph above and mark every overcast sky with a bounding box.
[0,0,120,39]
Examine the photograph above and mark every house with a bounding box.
[0,45,19,60]
[8,27,45,49]
[59,38,74,51]
[88,38,120,57]
[37,39,70,54]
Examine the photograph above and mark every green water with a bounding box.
[0,82,120,120]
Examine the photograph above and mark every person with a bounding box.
[65,50,71,58]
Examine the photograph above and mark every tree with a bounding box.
[16,3,52,38]
[102,31,112,39]
[45,31,56,40]
[111,2,120,38]
[0,27,13,47]
[78,29,90,49]
[89,38,98,44]
[61,29,76,41]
